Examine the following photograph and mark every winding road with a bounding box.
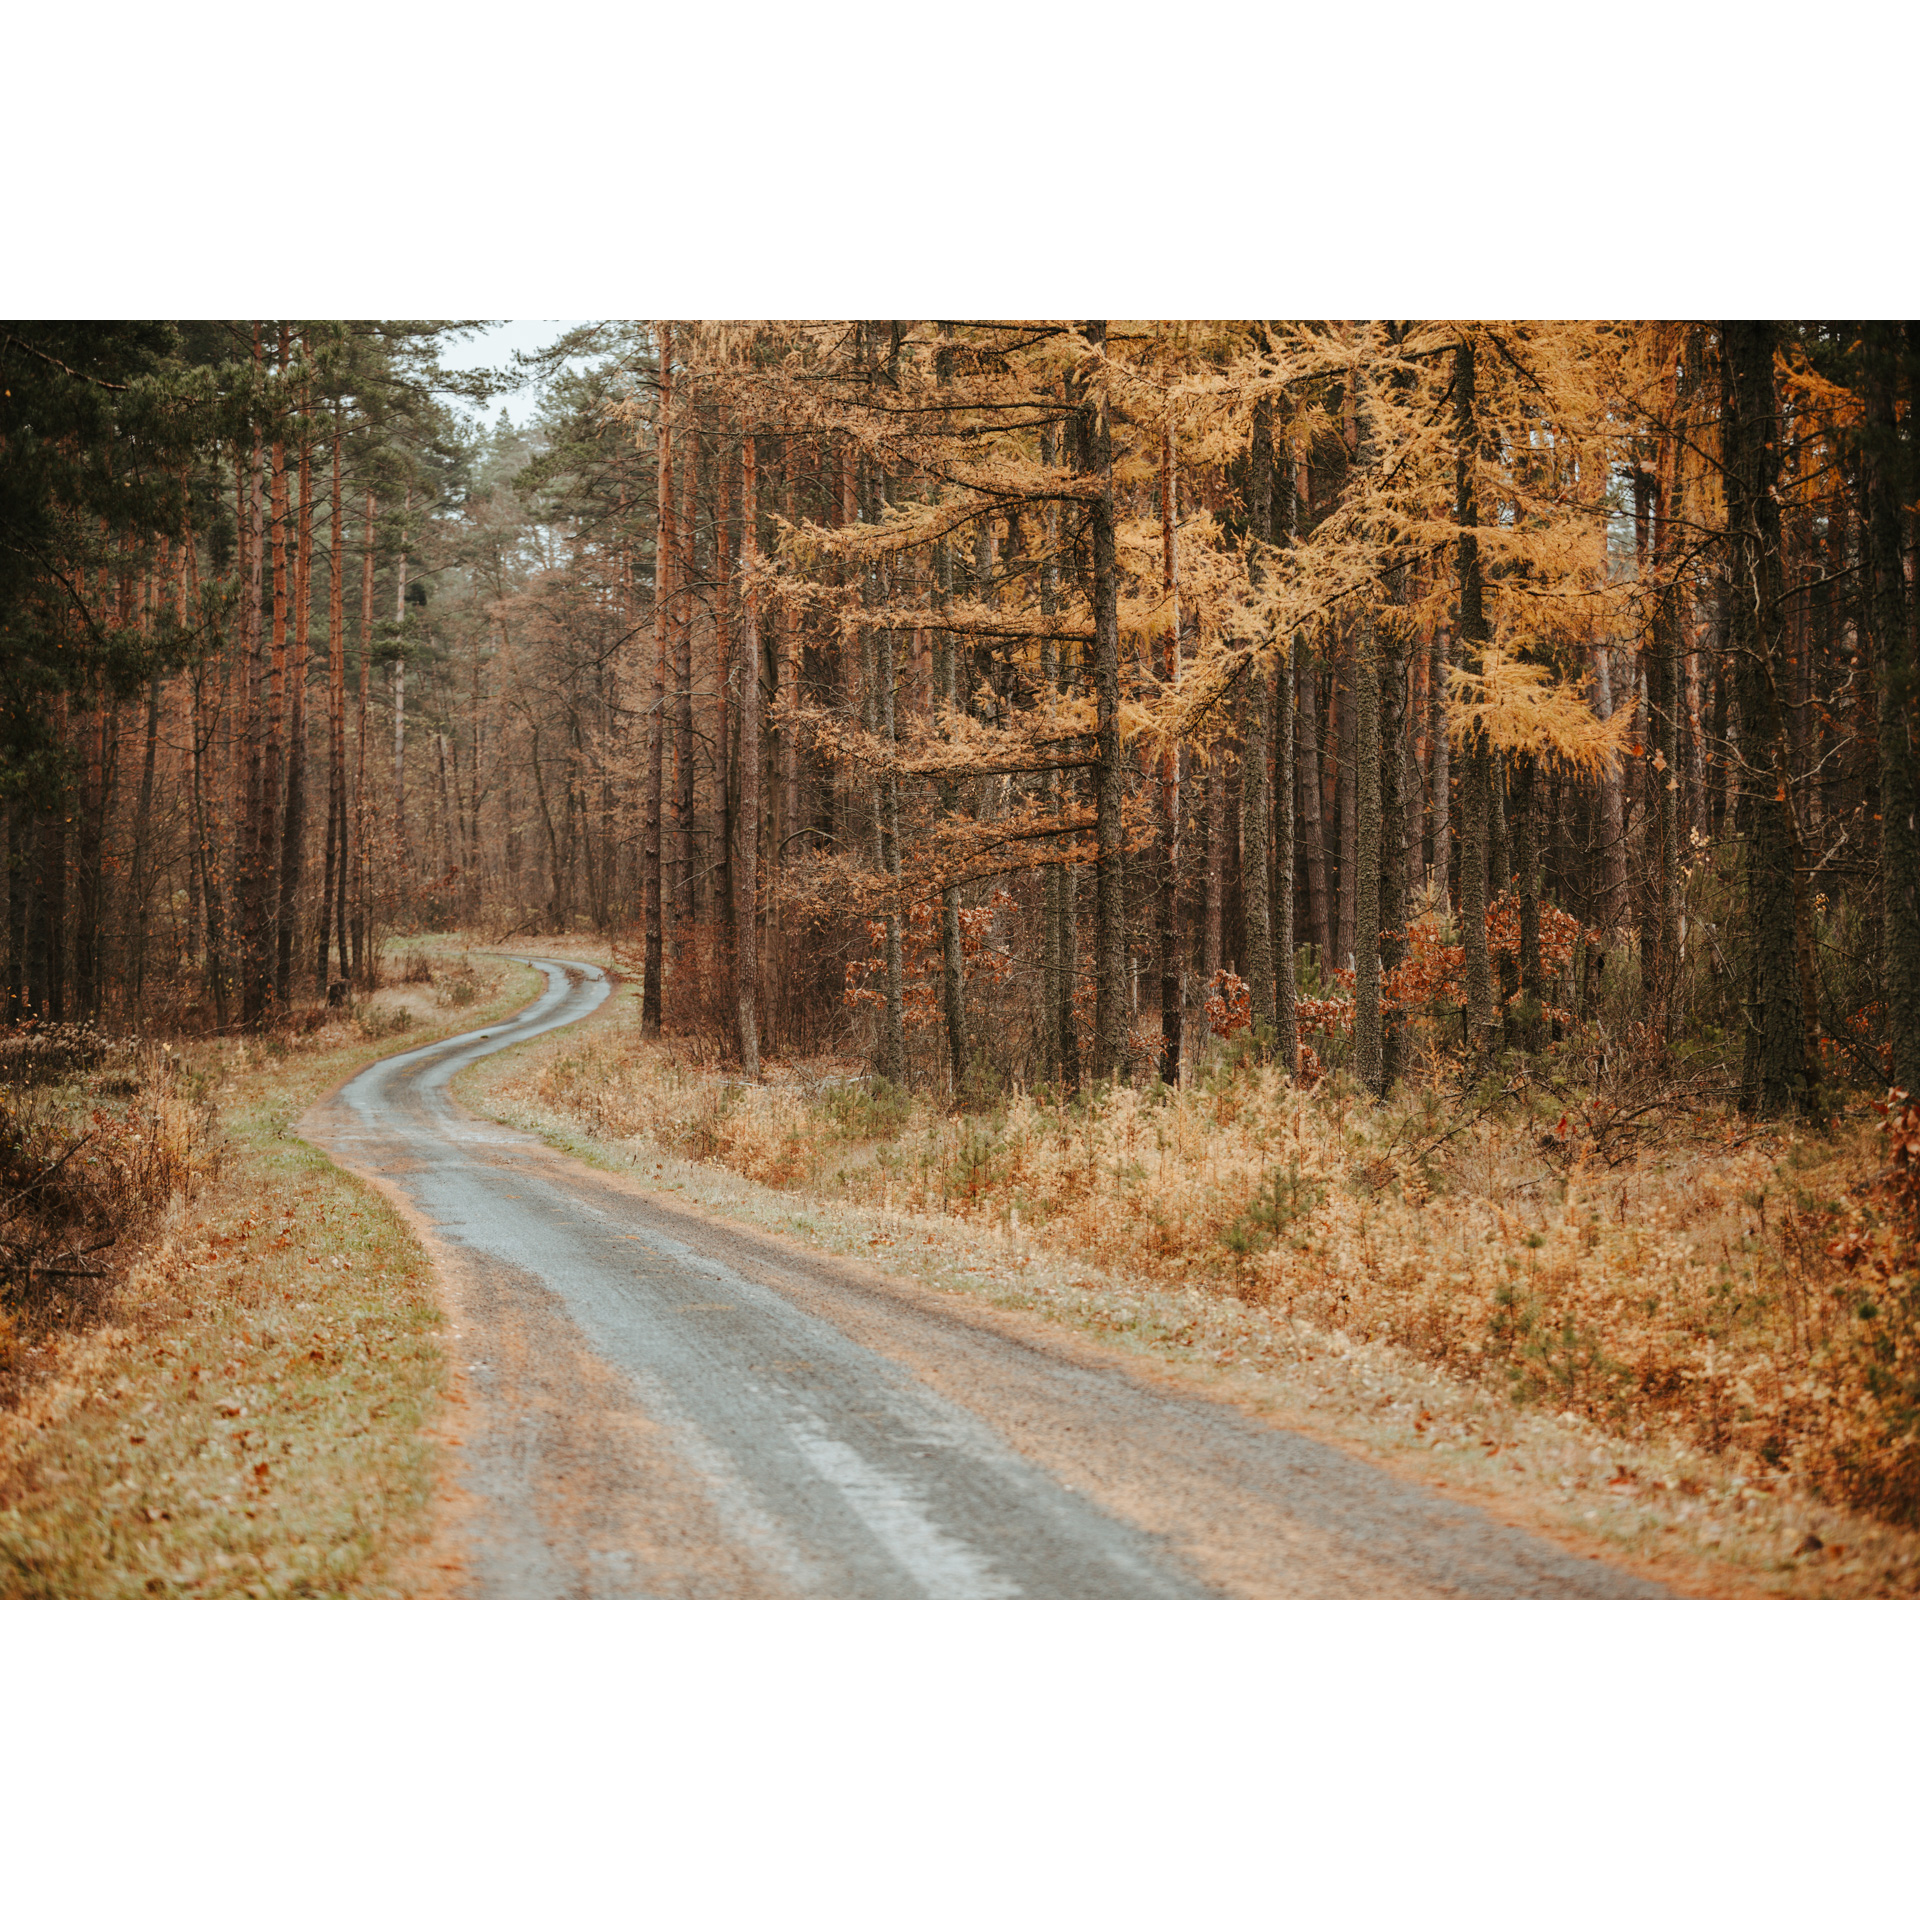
[302,959,1665,1599]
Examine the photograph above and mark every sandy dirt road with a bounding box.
[302,959,1667,1599]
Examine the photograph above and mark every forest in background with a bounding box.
[4,319,1916,1108]
[6,318,1920,1528]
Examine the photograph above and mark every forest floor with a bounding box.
[0,946,543,1598]
[464,947,1920,1601]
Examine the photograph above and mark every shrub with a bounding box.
[822,1076,913,1141]
[0,1042,215,1347]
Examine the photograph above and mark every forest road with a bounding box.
[302,959,1668,1599]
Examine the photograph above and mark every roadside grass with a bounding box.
[0,952,542,1598]
[465,978,1920,1598]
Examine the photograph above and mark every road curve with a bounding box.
[302,959,1666,1600]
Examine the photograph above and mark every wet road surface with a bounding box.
[302,959,1667,1600]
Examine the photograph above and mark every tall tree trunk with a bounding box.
[1867,322,1920,1092]
[352,485,374,986]
[277,377,311,1009]
[34,693,67,1021]
[1514,749,1544,1042]
[190,656,227,1025]
[1428,622,1451,911]
[1334,636,1357,970]
[1157,407,1182,1084]
[1297,630,1331,964]
[1040,413,1077,1092]
[735,428,761,1077]
[4,799,26,1024]
[262,335,290,1009]
[1273,440,1301,1077]
[714,410,734,946]
[778,440,801,886]
[1455,336,1498,1051]
[1354,606,1384,1092]
[1240,400,1276,1039]
[392,482,411,880]
[673,410,696,980]
[1724,319,1814,1114]
[644,324,671,1035]
[1590,631,1627,933]
[935,534,968,1095]
[1637,396,1680,1035]
[129,668,161,1004]
[1076,324,1128,1082]
[318,416,346,993]
[240,374,270,1028]
[1380,601,1412,1085]
[931,334,970,1096]
[876,599,906,1087]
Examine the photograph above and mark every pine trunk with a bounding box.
[673,414,696,980]
[645,325,670,1035]
[318,418,346,993]
[1455,337,1497,1049]
[1239,400,1276,1038]
[1868,323,1920,1091]
[392,484,410,879]
[1082,324,1129,1082]
[1428,624,1451,910]
[735,429,761,1077]
[1353,607,1384,1093]
[1157,411,1182,1084]
[277,383,311,1009]
[1724,319,1814,1114]
[352,485,374,986]
[240,393,270,1028]
[1040,415,1077,1091]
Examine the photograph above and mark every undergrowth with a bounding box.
[0,1023,217,1370]
[481,1000,1920,1529]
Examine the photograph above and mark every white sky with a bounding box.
[435,319,599,427]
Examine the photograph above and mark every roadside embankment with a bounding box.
[0,951,541,1598]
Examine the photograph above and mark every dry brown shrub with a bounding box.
[0,1031,218,1360]
[1793,1089,1920,1523]
[481,1005,1920,1524]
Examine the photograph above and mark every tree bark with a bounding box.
[239,362,270,1028]
[1723,319,1814,1114]
[392,483,411,879]
[734,427,761,1077]
[1590,631,1627,933]
[1428,622,1451,911]
[1040,413,1078,1092]
[644,324,670,1036]
[1455,336,1498,1051]
[1867,322,1920,1091]
[1354,607,1384,1092]
[1157,407,1182,1084]
[352,484,374,986]
[318,416,349,994]
[1297,647,1331,968]
[673,408,696,978]
[1080,323,1129,1082]
[1240,398,1276,1040]
[276,373,311,1009]
[1514,749,1544,1039]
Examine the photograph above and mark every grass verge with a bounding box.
[0,950,543,1598]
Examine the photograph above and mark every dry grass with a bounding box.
[0,952,544,1598]
[469,985,1920,1595]
[1,1025,219,1365]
